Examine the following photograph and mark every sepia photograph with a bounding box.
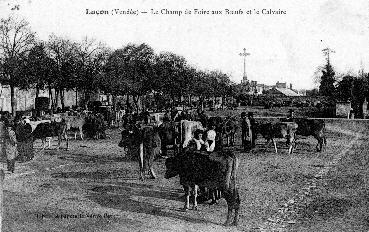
[0,0,368,231]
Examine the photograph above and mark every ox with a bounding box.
[158,121,179,157]
[165,148,240,226]
[32,119,69,149]
[64,115,85,140]
[83,113,106,139]
[256,121,298,154]
[222,116,239,147]
[119,124,161,180]
[291,118,326,152]
[180,120,204,148]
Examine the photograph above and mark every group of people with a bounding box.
[1,115,34,173]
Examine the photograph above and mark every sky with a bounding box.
[0,0,368,90]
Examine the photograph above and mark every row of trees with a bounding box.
[0,16,242,116]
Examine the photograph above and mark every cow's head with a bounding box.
[164,156,180,179]
[119,123,142,148]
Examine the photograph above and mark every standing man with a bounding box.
[15,118,33,162]
[247,112,256,149]
[241,112,251,151]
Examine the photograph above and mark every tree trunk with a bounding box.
[132,95,140,113]
[35,86,40,99]
[126,94,130,111]
[10,84,16,117]
[55,89,59,111]
[75,88,78,107]
[171,93,175,109]
[222,95,225,110]
[60,89,65,110]
[48,85,53,112]
[0,169,4,232]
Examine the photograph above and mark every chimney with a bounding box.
[290,83,293,89]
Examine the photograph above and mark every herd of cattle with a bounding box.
[29,111,107,149]
[116,111,327,226]
[24,110,327,226]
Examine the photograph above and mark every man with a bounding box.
[15,118,33,162]
[241,112,252,151]
[247,112,256,149]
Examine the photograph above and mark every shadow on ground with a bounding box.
[86,183,218,225]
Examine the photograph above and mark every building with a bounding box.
[0,84,81,112]
[265,87,301,97]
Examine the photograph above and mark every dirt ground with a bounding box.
[1,120,369,232]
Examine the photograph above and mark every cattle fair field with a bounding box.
[2,107,369,232]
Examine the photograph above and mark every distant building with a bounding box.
[275,81,287,89]
[0,84,81,112]
[240,79,307,97]
[265,87,301,97]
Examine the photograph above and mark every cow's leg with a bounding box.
[148,149,157,179]
[66,134,69,150]
[193,185,198,210]
[273,139,278,154]
[41,139,46,149]
[232,208,239,226]
[57,135,61,149]
[317,137,323,152]
[288,144,293,154]
[224,207,233,226]
[80,128,84,140]
[183,186,190,211]
[210,189,217,205]
[139,143,145,181]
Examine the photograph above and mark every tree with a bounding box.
[26,42,57,98]
[319,62,335,97]
[103,43,156,111]
[47,34,78,110]
[155,52,188,108]
[75,37,110,105]
[0,16,36,116]
[335,74,354,101]
[208,70,231,108]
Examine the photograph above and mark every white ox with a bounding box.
[180,120,204,148]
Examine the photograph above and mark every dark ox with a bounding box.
[256,121,298,154]
[222,117,239,147]
[119,124,161,180]
[165,150,240,226]
[292,118,327,152]
[158,121,179,156]
[83,113,106,139]
[208,116,238,147]
[32,120,69,149]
